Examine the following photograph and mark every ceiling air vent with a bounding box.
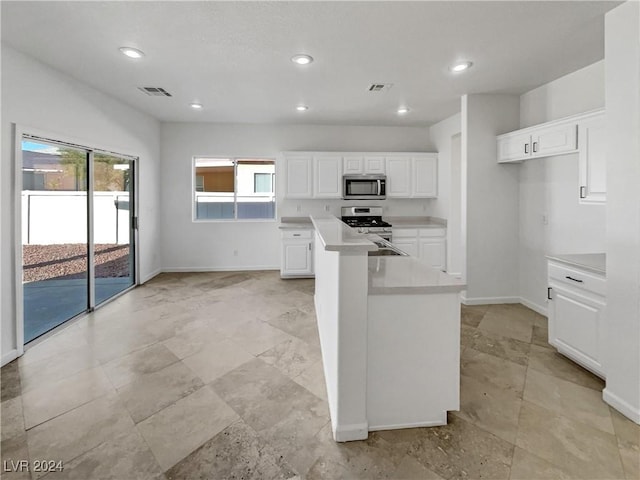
[368,83,393,92]
[137,87,172,97]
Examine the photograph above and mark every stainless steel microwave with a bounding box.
[343,174,386,200]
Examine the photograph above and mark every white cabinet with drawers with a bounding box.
[281,229,314,278]
[547,256,606,378]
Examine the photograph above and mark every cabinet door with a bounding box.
[497,133,531,163]
[578,114,606,204]
[364,156,385,174]
[419,238,446,271]
[531,122,577,158]
[281,241,313,276]
[314,155,342,198]
[548,285,604,376]
[386,156,411,197]
[392,239,418,257]
[343,156,364,174]
[285,156,313,198]
[412,155,437,197]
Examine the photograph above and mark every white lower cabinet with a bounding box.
[392,227,446,271]
[281,229,314,278]
[547,260,605,378]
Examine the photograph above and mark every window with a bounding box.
[193,157,275,220]
[254,173,274,193]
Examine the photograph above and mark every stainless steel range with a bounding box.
[341,206,392,241]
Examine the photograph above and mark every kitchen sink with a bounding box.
[368,239,409,257]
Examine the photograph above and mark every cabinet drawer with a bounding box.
[548,262,605,296]
[282,230,312,239]
[418,228,446,238]
[392,228,418,238]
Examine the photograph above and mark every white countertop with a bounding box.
[310,215,377,252]
[279,216,313,229]
[368,256,465,294]
[546,253,606,275]
[385,216,447,228]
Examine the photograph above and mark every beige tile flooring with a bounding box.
[1,271,638,479]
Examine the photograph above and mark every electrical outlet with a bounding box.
[324,205,331,212]
[296,204,301,213]
[233,250,238,256]
[542,213,548,225]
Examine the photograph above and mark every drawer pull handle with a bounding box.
[293,234,301,237]
[524,143,529,154]
[547,287,552,300]
[565,276,583,283]
[533,141,538,153]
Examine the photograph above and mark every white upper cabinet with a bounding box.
[343,156,364,174]
[412,155,438,198]
[497,117,578,163]
[497,132,533,163]
[342,155,386,174]
[531,122,578,158]
[387,155,438,198]
[284,155,313,198]
[313,155,342,198]
[496,109,606,203]
[578,112,606,204]
[284,151,436,199]
[364,156,385,174]
[386,156,412,197]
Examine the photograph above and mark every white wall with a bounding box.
[603,0,640,423]
[1,45,161,364]
[429,113,463,275]
[160,122,432,271]
[462,94,521,303]
[518,61,606,313]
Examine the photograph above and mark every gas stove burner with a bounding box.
[340,206,392,232]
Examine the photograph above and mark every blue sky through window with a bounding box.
[22,141,60,154]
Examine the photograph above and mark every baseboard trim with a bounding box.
[333,422,369,442]
[461,294,520,305]
[141,268,162,284]
[603,388,640,424]
[369,414,447,432]
[2,349,19,367]
[162,266,280,273]
[519,297,548,317]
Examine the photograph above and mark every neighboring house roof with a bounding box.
[22,150,61,170]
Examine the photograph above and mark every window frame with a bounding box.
[192,156,277,223]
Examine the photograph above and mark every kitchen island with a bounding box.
[311,215,465,442]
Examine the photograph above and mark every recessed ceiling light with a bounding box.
[119,47,145,59]
[296,105,309,111]
[397,107,410,115]
[450,61,473,73]
[190,103,203,110]
[291,54,314,65]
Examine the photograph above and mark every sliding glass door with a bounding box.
[93,153,135,305]
[21,136,136,343]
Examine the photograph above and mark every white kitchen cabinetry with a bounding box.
[281,229,314,278]
[393,227,446,271]
[313,155,342,198]
[386,156,412,197]
[497,119,577,163]
[284,155,313,198]
[387,155,438,198]
[343,155,386,174]
[578,112,606,204]
[413,155,438,197]
[547,259,605,378]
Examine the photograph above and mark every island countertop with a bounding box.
[311,215,466,293]
[279,216,313,229]
[368,256,465,294]
[310,215,376,252]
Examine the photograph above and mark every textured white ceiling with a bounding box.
[1,1,619,127]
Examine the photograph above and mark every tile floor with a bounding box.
[1,271,638,479]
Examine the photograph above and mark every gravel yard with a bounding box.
[23,244,131,282]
